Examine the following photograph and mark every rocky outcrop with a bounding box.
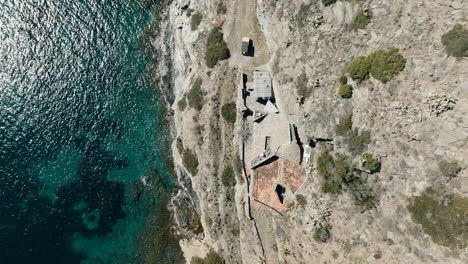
[154,0,468,263]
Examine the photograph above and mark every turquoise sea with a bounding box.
[0,0,181,263]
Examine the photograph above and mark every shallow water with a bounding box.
[0,0,178,263]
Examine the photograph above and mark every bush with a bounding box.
[362,153,381,173]
[335,113,353,136]
[188,78,204,111]
[183,148,199,176]
[348,48,406,83]
[438,160,461,178]
[348,56,371,81]
[191,250,225,264]
[296,194,307,207]
[345,128,371,155]
[441,24,468,58]
[313,224,331,243]
[349,5,371,30]
[221,102,236,123]
[338,84,353,98]
[368,48,406,83]
[191,13,203,31]
[339,76,348,85]
[178,96,187,111]
[322,0,336,7]
[407,188,468,249]
[205,27,230,68]
[296,73,311,99]
[221,165,236,187]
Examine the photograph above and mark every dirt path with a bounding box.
[225,0,270,74]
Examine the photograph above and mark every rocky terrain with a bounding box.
[151,0,467,263]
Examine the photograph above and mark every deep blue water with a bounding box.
[0,0,179,263]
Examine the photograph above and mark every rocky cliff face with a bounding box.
[153,0,468,263]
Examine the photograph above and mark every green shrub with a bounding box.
[221,165,236,187]
[183,148,199,176]
[296,194,307,207]
[368,48,406,83]
[296,73,311,99]
[188,78,204,111]
[191,250,225,264]
[221,102,236,123]
[339,76,348,85]
[176,137,184,154]
[441,24,468,58]
[362,153,381,173]
[335,113,353,136]
[407,188,468,249]
[178,96,187,111]
[313,225,331,243]
[334,154,356,184]
[348,48,406,83]
[345,128,371,155]
[322,0,336,7]
[438,160,461,178]
[191,13,203,31]
[205,27,230,68]
[338,84,353,98]
[349,5,371,30]
[348,56,371,81]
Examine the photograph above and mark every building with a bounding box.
[253,71,272,99]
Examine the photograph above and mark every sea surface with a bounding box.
[0,0,181,263]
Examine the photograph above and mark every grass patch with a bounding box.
[178,96,187,111]
[338,84,353,98]
[183,148,199,176]
[438,160,461,178]
[221,102,236,124]
[348,47,406,83]
[188,78,203,111]
[407,188,468,249]
[205,27,230,68]
[349,4,371,30]
[190,13,203,31]
[191,250,224,264]
[441,24,468,58]
[335,113,353,136]
[362,153,381,173]
[221,165,236,188]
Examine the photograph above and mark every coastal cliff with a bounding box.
[151,0,468,263]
